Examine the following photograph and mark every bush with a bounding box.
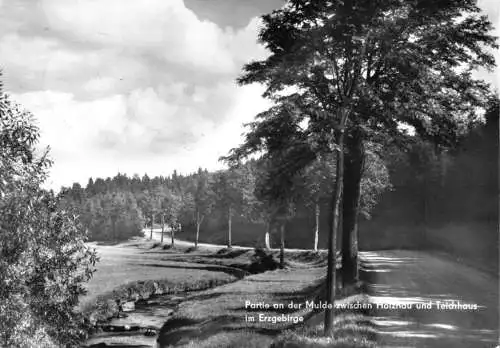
[0,84,98,346]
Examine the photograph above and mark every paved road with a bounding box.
[361,250,499,347]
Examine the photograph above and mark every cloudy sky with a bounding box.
[0,0,498,190]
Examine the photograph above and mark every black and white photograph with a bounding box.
[0,0,498,347]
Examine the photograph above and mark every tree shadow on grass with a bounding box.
[272,280,325,299]
[160,317,202,331]
[132,263,248,279]
[158,316,229,345]
[87,344,151,348]
[223,326,283,336]
[184,291,226,302]
[96,241,125,246]
[234,305,300,315]
[247,279,298,283]
[158,315,284,346]
[207,248,249,258]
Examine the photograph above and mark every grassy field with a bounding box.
[80,238,240,325]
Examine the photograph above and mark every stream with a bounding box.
[83,292,189,348]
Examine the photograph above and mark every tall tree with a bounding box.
[358,142,392,220]
[162,189,183,246]
[302,154,336,251]
[178,191,195,235]
[229,0,496,337]
[139,189,161,240]
[0,76,98,346]
[253,155,304,267]
[192,168,213,249]
[86,178,95,195]
[153,186,169,244]
[212,165,256,248]
[249,161,277,249]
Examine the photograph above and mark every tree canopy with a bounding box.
[225,0,497,337]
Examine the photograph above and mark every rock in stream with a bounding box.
[83,293,182,347]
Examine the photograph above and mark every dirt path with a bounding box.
[361,250,499,347]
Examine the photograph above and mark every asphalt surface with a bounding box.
[361,250,499,348]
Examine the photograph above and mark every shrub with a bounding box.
[0,82,98,346]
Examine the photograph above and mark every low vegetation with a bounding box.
[155,244,375,347]
[78,240,240,331]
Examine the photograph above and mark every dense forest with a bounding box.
[364,98,498,274]
[59,98,498,272]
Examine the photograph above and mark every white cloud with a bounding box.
[40,0,267,74]
[0,32,148,95]
[477,0,500,93]
[83,77,117,94]
[0,34,80,75]
[12,91,127,158]
[198,83,272,158]
[226,17,268,63]
[11,79,271,189]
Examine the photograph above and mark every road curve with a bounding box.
[361,250,499,348]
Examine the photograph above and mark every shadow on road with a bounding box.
[88,345,150,348]
[361,250,499,347]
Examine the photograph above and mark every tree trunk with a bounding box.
[423,168,429,244]
[279,222,285,268]
[228,206,232,248]
[264,221,271,250]
[171,224,175,247]
[325,30,366,336]
[324,128,345,338]
[195,210,200,249]
[112,217,116,241]
[314,202,320,251]
[341,129,364,286]
[150,213,154,240]
[160,214,164,244]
